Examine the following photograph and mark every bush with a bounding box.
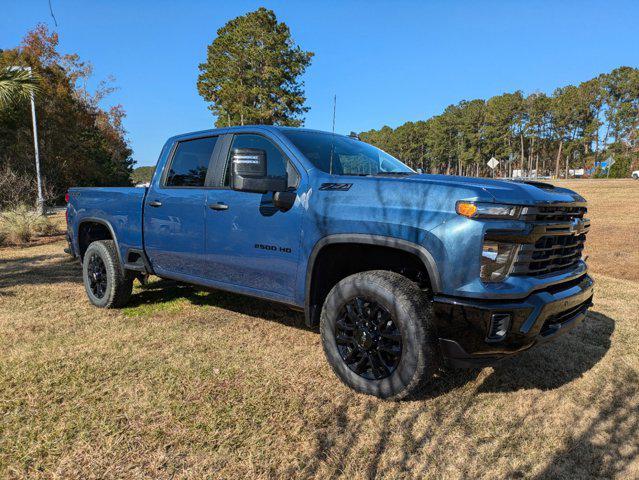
[33,214,59,236]
[0,205,58,246]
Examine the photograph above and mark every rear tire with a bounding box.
[83,240,133,308]
[320,270,438,400]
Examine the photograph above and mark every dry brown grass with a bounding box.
[0,209,64,247]
[1,180,638,479]
[554,179,639,282]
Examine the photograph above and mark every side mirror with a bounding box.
[231,148,287,193]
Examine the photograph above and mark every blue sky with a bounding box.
[4,1,639,166]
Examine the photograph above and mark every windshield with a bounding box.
[281,130,414,176]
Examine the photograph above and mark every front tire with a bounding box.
[320,270,438,400]
[83,240,133,308]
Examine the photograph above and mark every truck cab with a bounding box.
[67,126,594,399]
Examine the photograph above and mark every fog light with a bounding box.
[481,241,519,282]
[487,313,511,342]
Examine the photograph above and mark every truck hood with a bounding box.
[405,174,586,205]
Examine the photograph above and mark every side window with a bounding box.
[165,136,218,187]
[224,134,299,188]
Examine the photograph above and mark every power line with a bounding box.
[48,0,58,27]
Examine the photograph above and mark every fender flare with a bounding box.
[304,234,442,324]
[77,217,123,266]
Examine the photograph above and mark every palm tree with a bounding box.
[0,67,39,109]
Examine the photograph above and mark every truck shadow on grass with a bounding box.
[127,279,614,396]
[1,252,615,399]
[296,312,630,479]
[126,278,311,331]
[414,310,614,399]
[0,253,81,295]
[125,279,626,477]
[475,310,614,392]
[128,274,621,479]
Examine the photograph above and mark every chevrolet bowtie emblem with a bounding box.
[570,218,585,234]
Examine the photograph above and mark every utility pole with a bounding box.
[12,66,44,214]
[30,85,44,214]
[604,154,615,179]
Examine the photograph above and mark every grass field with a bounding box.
[1,179,638,479]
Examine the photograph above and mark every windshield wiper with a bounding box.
[342,172,414,177]
[374,172,414,176]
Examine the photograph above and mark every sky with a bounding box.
[3,0,639,166]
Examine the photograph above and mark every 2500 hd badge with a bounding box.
[255,243,292,253]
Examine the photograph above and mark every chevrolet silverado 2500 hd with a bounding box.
[66,126,594,399]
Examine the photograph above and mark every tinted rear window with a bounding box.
[165,136,218,187]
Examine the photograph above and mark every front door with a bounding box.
[144,135,219,278]
[204,133,304,300]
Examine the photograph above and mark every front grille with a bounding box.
[512,204,589,277]
[523,205,586,222]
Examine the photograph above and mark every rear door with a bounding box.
[143,135,221,278]
[204,132,305,300]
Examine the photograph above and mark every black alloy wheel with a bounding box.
[87,252,108,299]
[320,270,438,399]
[82,240,134,308]
[334,296,403,380]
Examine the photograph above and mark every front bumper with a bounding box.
[433,274,594,368]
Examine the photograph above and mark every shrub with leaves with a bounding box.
[0,205,58,246]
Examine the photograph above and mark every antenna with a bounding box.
[329,94,336,174]
[332,94,336,133]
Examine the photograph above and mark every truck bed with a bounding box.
[67,187,147,264]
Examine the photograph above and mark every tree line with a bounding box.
[195,8,638,179]
[359,67,639,178]
[3,11,638,214]
[0,25,133,208]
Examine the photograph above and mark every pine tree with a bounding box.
[197,8,314,127]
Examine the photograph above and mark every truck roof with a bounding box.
[167,125,351,143]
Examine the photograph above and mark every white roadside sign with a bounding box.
[487,157,499,169]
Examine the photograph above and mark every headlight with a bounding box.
[481,241,520,282]
[456,202,521,219]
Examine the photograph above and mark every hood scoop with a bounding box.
[510,180,556,191]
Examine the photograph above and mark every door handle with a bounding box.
[208,202,229,211]
[148,200,162,207]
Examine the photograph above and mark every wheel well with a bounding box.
[306,243,431,327]
[78,221,114,259]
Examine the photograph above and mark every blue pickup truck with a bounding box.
[66,126,594,399]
